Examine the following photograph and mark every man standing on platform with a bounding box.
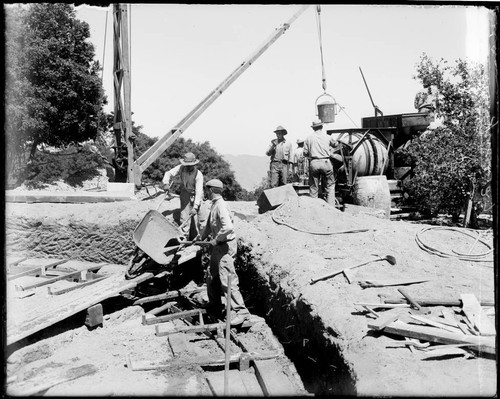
[303,119,338,206]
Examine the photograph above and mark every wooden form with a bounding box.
[7,259,69,281]
[15,263,108,291]
[205,369,264,397]
[7,271,154,345]
[144,308,206,326]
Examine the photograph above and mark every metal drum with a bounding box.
[353,175,391,218]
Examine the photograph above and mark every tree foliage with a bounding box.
[402,54,491,225]
[5,3,106,170]
[135,132,244,200]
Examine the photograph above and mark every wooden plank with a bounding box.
[367,308,406,330]
[15,263,108,291]
[145,308,206,326]
[382,320,495,355]
[460,294,496,336]
[156,322,224,337]
[383,297,495,307]
[126,352,279,371]
[6,256,29,268]
[7,272,153,345]
[354,302,410,309]
[252,359,298,397]
[47,275,109,295]
[408,314,464,334]
[205,370,251,396]
[238,370,265,396]
[358,277,430,288]
[8,259,69,280]
[5,190,134,203]
[7,364,98,396]
[133,286,205,305]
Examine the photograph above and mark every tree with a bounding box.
[5,3,107,172]
[402,54,491,226]
[135,133,244,200]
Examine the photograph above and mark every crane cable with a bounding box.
[315,5,327,92]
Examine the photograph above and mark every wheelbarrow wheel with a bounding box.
[125,248,153,280]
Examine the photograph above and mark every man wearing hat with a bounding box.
[265,125,293,188]
[161,152,204,238]
[303,119,339,206]
[198,178,250,326]
[293,138,309,185]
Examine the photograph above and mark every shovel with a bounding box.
[309,255,396,285]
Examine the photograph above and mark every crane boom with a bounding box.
[133,5,309,186]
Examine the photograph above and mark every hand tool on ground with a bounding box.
[398,287,431,315]
[309,254,396,285]
[224,274,232,395]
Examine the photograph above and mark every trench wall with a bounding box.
[5,214,136,265]
[236,241,357,396]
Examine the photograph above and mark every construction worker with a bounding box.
[266,125,293,188]
[293,138,309,185]
[161,152,203,239]
[303,119,338,206]
[198,179,250,326]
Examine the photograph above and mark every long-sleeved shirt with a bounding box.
[303,129,338,159]
[266,139,293,163]
[162,165,203,209]
[201,196,235,244]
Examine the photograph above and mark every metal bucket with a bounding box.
[353,175,391,218]
[316,93,336,123]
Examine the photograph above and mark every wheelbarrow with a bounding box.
[125,204,202,280]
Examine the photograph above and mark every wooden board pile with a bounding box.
[356,292,496,359]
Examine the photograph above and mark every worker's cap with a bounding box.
[311,119,323,129]
[180,152,199,166]
[296,139,305,144]
[273,125,288,135]
[205,179,223,189]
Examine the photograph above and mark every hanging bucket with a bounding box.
[352,175,391,218]
[316,93,337,123]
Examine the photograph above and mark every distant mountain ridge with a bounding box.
[223,154,268,191]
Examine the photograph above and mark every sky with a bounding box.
[74,4,492,157]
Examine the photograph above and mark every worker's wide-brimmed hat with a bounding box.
[296,139,305,144]
[180,152,199,166]
[206,179,223,189]
[311,119,323,129]
[273,125,288,135]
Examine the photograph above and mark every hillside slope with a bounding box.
[223,154,269,191]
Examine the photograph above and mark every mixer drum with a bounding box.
[339,133,389,176]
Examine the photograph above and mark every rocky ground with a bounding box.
[4,184,497,396]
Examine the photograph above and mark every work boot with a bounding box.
[229,311,245,327]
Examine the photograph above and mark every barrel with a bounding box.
[352,175,391,218]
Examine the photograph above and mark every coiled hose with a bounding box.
[415,226,493,262]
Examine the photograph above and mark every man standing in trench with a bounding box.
[303,119,338,206]
[266,125,293,187]
[198,179,250,326]
[161,152,204,239]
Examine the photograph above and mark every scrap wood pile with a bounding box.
[356,291,496,359]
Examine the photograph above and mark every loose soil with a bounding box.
[4,188,497,396]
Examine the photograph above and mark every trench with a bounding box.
[236,242,356,396]
[6,212,356,396]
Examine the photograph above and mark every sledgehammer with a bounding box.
[309,255,396,285]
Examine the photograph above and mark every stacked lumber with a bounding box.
[358,292,496,359]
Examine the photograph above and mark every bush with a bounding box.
[23,144,107,189]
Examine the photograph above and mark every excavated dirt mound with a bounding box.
[4,194,497,396]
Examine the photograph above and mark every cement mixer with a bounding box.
[325,111,434,216]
